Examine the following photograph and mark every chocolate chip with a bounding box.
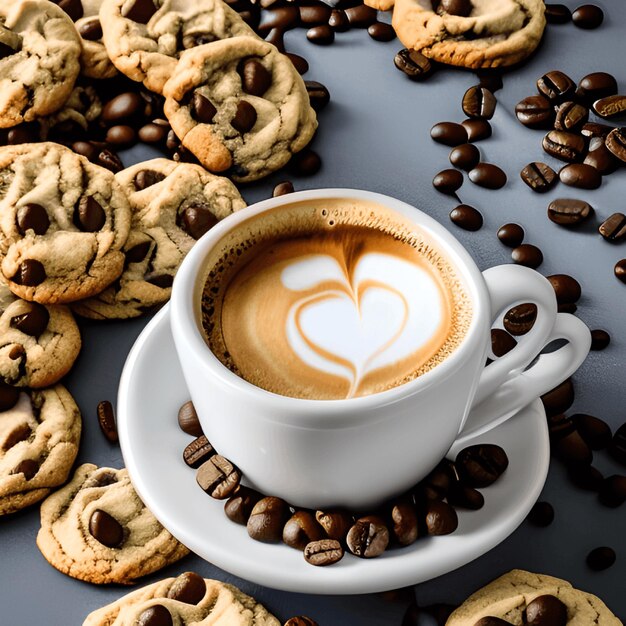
[57,0,83,21]
[177,400,202,436]
[474,619,512,626]
[609,423,626,466]
[16,204,50,236]
[525,595,567,626]
[0,40,18,60]
[469,163,506,189]
[491,328,517,357]
[315,509,352,541]
[105,125,136,148]
[89,509,124,548]
[438,0,471,16]
[283,511,325,550]
[126,241,151,264]
[456,444,509,487]
[527,501,554,527]
[78,18,103,40]
[390,499,419,545]
[591,329,610,350]
[13,260,46,286]
[572,4,604,29]
[430,122,468,146]
[11,458,39,481]
[586,546,616,570]
[8,345,25,361]
[145,273,173,288]
[599,213,626,241]
[450,204,483,231]
[237,58,272,97]
[290,148,321,176]
[304,539,344,566]
[134,169,165,191]
[10,302,49,337]
[433,169,463,195]
[224,486,263,525]
[511,244,543,268]
[273,181,295,197]
[520,162,557,193]
[2,423,30,451]
[74,196,106,232]
[102,92,144,123]
[231,100,257,134]
[305,81,330,111]
[394,49,432,81]
[0,384,20,412]
[138,122,169,144]
[137,605,173,626]
[598,475,626,507]
[189,92,217,124]
[96,400,118,444]
[121,0,157,23]
[497,223,524,247]
[423,500,458,535]
[347,515,389,557]
[548,198,593,226]
[181,206,218,240]
[167,572,206,604]
[183,435,215,469]
[247,496,290,542]
[284,617,319,626]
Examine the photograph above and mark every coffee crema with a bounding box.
[200,199,473,400]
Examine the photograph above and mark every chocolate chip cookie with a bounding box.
[37,463,189,584]
[392,0,546,69]
[0,142,131,304]
[163,36,318,182]
[0,277,81,387]
[447,569,621,625]
[0,384,81,515]
[0,0,82,128]
[72,158,245,319]
[83,572,281,625]
[99,0,257,94]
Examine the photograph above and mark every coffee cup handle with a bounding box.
[458,265,591,441]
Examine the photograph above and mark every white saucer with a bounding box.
[117,305,550,595]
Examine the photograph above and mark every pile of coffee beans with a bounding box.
[177,401,509,566]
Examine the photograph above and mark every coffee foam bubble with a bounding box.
[200,199,473,400]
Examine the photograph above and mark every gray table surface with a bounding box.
[2,1,625,623]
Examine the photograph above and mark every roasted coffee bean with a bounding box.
[75,196,105,232]
[191,93,217,123]
[616,259,626,283]
[196,455,240,499]
[554,101,588,132]
[307,24,335,44]
[181,206,218,240]
[583,140,618,175]
[303,539,344,566]
[305,81,330,111]
[394,49,432,81]
[455,444,508,487]
[283,511,325,550]
[606,127,626,162]
[587,546,616,571]
[78,17,103,40]
[16,204,50,236]
[462,86,496,119]
[417,460,455,501]
[264,27,284,51]
[526,595,567,626]
[542,130,586,162]
[423,500,458,535]
[286,53,309,75]
[430,122,468,146]
[547,274,581,304]
[474,619,511,626]
[609,423,626,466]
[599,475,626,507]
[572,4,604,29]
[545,4,571,23]
[290,148,321,176]
[13,260,46,286]
[258,6,298,33]
[449,204,482,231]
[527,501,554,527]
[511,244,543,268]
[167,572,206,604]
[568,463,603,490]
[344,5,377,27]
[315,509,352,540]
[6,124,38,144]
[328,9,349,31]
[224,486,263,525]
[272,181,295,197]
[231,101,257,134]
[177,400,202,436]
[433,169,463,195]
[515,95,553,129]
[105,124,136,147]
[284,617,319,626]
[97,148,123,173]
[247,496,290,542]
[299,3,331,24]
[122,0,156,23]
[97,400,118,443]
[469,163,506,189]
[183,435,215,469]
[582,122,613,138]
[598,213,626,241]
[571,414,611,450]
[491,329,517,357]
[438,0,471,16]
[56,0,84,20]
[238,58,272,96]
[520,162,557,192]
[553,429,592,465]
[11,458,39,481]
[2,423,30,451]
[89,509,124,548]
[542,378,575,416]
[503,303,537,335]
[72,140,98,160]
[447,483,484,510]
[576,72,618,104]
[390,499,418,545]
[462,118,492,142]
[548,411,575,440]
[449,144,480,171]
[593,95,626,119]
[497,223,524,248]
[548,198,593,226]
[9,302,48,337]
[368,21,395,41]
[537,71,575,102]
[134,169,165,191]
[591,329,610,350]
[346,516,389,557]
[0,384,20,412]
[102,92,143,123]
[137,605,172,626]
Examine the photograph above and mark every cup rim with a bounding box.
[170,188,489,415]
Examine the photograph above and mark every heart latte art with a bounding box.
[201,200,472,399]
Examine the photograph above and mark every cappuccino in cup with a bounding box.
[200,198,472,400]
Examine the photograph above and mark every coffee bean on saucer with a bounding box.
[572,4,604,29]
[515,95,553,129]
[526,595,567,626]
[542,378,574,416]
[455,444,508,487]
[224,486,263,525]
[177,400,203,437]
[284,617,319,626]
[599,213,626,241]
[497,223,524,247]
[576,72,618,104]
[346,516,389,557]
[503,303,537,335]
[548,198,593,226]
[368,22,395,41]
[491,328,517,357]
[290,149,321,175]
[305,81,330,111]
[462,118,492,142]
[248,496,290,542]
[609,423,626,466]
[542,130,586,162]
[273,181,295,197]
[416,460,455,502]
[315,509,352,541]
[583,139,618,175]
[462,86,496,119]
[183,435,215,469]
[390,499,419,545]
[554,101,589,132]
[167,572,206,604]
[511,244,543,268]
[196,455,241,499]
[571,414,611,449]
[527,501,554,527]
[590,329,610,350]
[450,204,483,231]
[423,500,458,535]
[430,122,468,146]
[303,539,344,566]
[545,4,571,23]
[520,162,557,192]
[449,144,480,171]
[599,475,626,507]
[614,259,626,283]
[547,274,581,304]
[328,9,350,32]
[136,605,172,626]
[537,71,576,102]
[96,400,118,443]
[307,25,334,44]
[447,483,484,510]
[89,509,124,548]
[433,169,463,195]
[568,463,604,491]
[587,546,616,571]
[553,430,592,465]
[283,511,325,550]
[394,49,432,81]
[606,127,626,162]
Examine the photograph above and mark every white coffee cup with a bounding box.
[171,189,590,509]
